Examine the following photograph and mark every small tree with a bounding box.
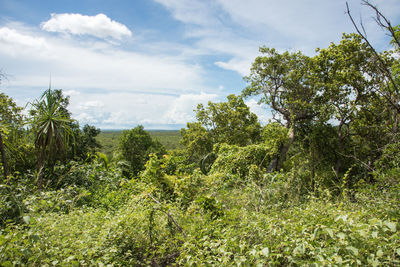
[71,124,102,161]
[0,91,25,181]
[180,94,261,167]
[196,94,261,146]
[30,89,74,189]
[118,125,166,176]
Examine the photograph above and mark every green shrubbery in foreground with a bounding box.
[0,157,399,266]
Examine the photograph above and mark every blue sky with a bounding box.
[0,0,399,129]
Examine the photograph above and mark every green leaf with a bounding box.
[371,231,378,238]
[249,249,257,256]
[358,229,368,238]
[325,228,334,238]
[346,246,359,256]
[261,247,269,257]
[335,215,348,222]
[23,216,30,224]
[337,232,346,240]
[384,221,397,232]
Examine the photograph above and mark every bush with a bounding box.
[210,143,273,181]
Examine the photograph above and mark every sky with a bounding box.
[0,0,399,129]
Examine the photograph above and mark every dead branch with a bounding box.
[346,2,400,114]
[147,193,187,238]
[361,0,400,48]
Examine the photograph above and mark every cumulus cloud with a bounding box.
[79,100,104,110]
[61,91,220,129]
[0,27,47,49]
[41,13,132,40]
[163,92,218,124]
[63,89,80,96]
[0,25,204,93]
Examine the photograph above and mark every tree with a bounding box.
[71,124,102,160]
[243,48,323,171]
[0,90,25,181]
[313,33,383,177]
[196,94,261,146]
[118,125,166,176]
[346,1,400,114]
[180,122,213,163]
[181,94,261,165]
[30,89,75,189]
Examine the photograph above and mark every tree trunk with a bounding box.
[0,132,9,182]
[37,153,44,190]
[276,126,295,171]
[334,122,344,180]
[267,125,295,172]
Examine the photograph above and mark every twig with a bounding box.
[346,2,400,114]
[147,193,187,238]
[337,151,375,172]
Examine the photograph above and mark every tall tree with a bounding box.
[313,33,383,177]
[243,48,322,171]
[30,89,74,189]
[346,1,400,114]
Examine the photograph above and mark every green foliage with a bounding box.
[70,124,102,161]
[0,93,32,178]
[243,48,322,126]
[196,94,261,146]
[97,130,182,160]
[180,122,213,163]
[141,154,176,200]
[118,125,166,176]
[210,143,273,182]
[30,89,75,189]
[30,89,75,162]
[180,94,262,167]
[0,176,34,226]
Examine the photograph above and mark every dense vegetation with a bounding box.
[97,130,182,160]
[1,2,400,265]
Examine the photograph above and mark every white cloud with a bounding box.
[163,92,218,124]
[0,27,48,51]
[63,89,80,96]
[79,100,104,110]
[153,0,222,27]
[245,98,272,125]
[41,13,132,40]
[155,0,400,77]
[215,58,253,76]
[63,91,220,128]
[0,21,216,129]
[0,25,205,93]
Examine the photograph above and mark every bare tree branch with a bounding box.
[346,2,400,114]
[361,0,400,48]
[147,193,187,238]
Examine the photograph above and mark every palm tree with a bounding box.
[30,89,74,189]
